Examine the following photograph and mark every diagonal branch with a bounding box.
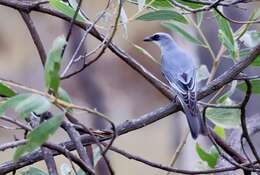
[19,11,47,65]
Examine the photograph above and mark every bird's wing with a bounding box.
[161,51,196,95]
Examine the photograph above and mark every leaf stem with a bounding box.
[188,16,216,60]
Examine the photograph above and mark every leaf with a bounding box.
[196,144,219,168]
[197,65,209,82]
[0,94,29,116]
[49,0,86,23]
[15,94,51,119]
[234,48,260,66]
[214,126,225,140]
[137,0,146,10]
[136,10,188,24]
[67,0,79,9]
[206,99,241,128]
[218,30,238,59]
[237,79,260,94]
[162,22,203,46]
[60,163,72,175]
[0,94,51,118]
[0,83,16,97]
[214,10,238,60]
[45,36,67,95]
[144,0,173,9]
[196,12,203,26]
[76,169,87,175]
[14,114,64,160]
[217,80,237,104]
[131,42,160,64]
[21,167,48,175]
[252,55,260,66]
[175,0,204,9]
[58,87,73,113]
[67,0,86,21]
[58,88,71,103]
[240,30,260,48]
[93,146,102,167]
[120,6,128,38]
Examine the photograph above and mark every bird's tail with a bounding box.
[178,95,207,139]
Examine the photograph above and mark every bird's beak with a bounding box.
[143,36,153,42]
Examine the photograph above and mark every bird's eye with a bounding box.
[152,34,160,41]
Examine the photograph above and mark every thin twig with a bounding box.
[240,80,260,163]
[61,0,83,58]
[19,11,47,65]
[166,129,189,175]
[215,7,260,24]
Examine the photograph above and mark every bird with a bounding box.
[144,32,206,139]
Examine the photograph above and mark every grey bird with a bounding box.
[144,32,206,139]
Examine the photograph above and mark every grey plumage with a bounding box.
[144,32,206,139]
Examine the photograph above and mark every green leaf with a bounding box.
[214,126,225,139]
[131,42,160,64]
[237,79,260,94]
[197,65,210,82]
[0,83,16,97]
[162,22,203,45]
[196,144,219,168]
[76,169,87,175]
[137,0,146,10]
[58,87,73,113]
[234,48,260,66]
[14,114,64,160]
[206,106,241,128]
[15,94,51,119]
[58,87,71,103]
[49,0,86,23]
[218,30,238,59]
[214,10,238,59]
[93,146,102,167]
[45,36,66,95]
[175,0,204,9]
[240,30,260,48]
[217,80,237,104]
[145,0,173,9]
[0,94,29,116]
[136,10,188,24]
[60,163,72,175]
[0,94,51,118]
[252,55,260,66]
[21,167,48,175]
[120,6,128,38]
[196,12,203,26]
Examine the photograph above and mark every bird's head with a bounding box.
[143,32,175,49]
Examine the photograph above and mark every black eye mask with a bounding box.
[152,34,160,41]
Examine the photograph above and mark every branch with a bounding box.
[1,134,258,175]
[240,80,260,163]
[19,11,47,65]
[61,121,95,173]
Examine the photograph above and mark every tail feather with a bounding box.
[178,95,207,139]
[184,105,207,139]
